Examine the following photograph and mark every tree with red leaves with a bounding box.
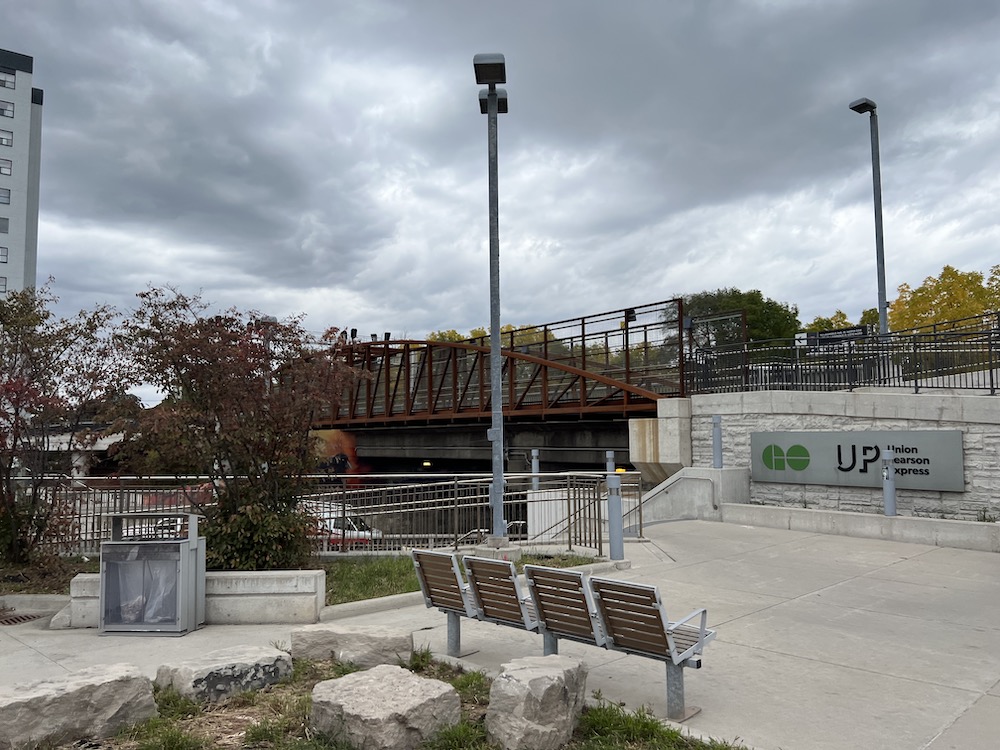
[115,287,355,570]
[0,284,129,564]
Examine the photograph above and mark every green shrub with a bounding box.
[205,503,313,570]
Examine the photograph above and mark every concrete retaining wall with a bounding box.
[53,570,326,629]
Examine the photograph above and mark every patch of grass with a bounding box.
[283,735,355,750]
[403,646,435,673]
[576,701,682,745]
[244,716,294,745]
[420,719,491,750]
[0,555,99,595]
[225,689,260,708]
[154,686,202,720]
[118,717,177,743]
[135,724,206,750]
[571,700,747,749]
[289,658,361,686]
[515,552,595,573]
[260,687,313,724]
[451,670,491,706]
[323,555,420,605]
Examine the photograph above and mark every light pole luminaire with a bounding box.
[474,53,509,542]
[849,97,888,338]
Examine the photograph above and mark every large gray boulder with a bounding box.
[0,663,156,750]
[291,622,413,667]
[155,645,291,703]
[486,655,588,750]
[311,664,460,750]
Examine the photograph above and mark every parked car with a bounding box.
[322,513,383,546]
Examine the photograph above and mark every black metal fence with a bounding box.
[687,327,1000,395]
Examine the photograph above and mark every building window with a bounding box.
[0,277,6,293]
[0,101,12,118]
[0,217,7,233]
[0,158,9,175]
[0,129,10,147]
[0,69,13,89]
[0,188,9,205]
[0,247,6,263]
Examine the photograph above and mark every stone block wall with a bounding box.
[687,390,1000,521]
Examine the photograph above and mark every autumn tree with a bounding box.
[804,310,852,333]
[859,308,880,327]
[0,285,128,563]
[682,288,800,347]
[889,265,999,331]
[115,288,356,570]
[425,329,467,342]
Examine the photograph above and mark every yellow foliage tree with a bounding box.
[425,329,467,342]
[888,265,998,331]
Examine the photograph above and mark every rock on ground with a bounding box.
[155,645,291,703]
[486,655,588,750]
[291,622,413,667]
[0,663,156,750]
[311,664,460,750]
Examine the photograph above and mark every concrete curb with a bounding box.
[321,591,426,620]
[0,594,70,613]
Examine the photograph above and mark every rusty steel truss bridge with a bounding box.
[314,300,685,429]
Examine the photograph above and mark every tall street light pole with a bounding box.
[474,53,509,542]
[849,97,888,338]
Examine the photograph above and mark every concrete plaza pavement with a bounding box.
[2,519,999,749]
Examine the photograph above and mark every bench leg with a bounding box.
[665,661,701,723]
[542,631,558,656]
[447,612,461,657]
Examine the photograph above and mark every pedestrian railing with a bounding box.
[38,471,643,557]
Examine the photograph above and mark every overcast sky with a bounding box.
[6,0,1000,342]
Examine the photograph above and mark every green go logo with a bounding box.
[762,444,810,471]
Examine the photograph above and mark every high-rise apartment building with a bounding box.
[0,48,42,296]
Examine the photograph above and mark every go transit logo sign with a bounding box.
[750,431,964,492]
[761,444,810,471]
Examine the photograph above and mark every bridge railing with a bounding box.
[687,328,1000,395]
[39,472,644,557]
[466,299,685,395]
[322,300,686,425]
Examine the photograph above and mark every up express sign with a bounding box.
[750,430,965,492]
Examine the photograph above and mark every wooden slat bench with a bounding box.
[522,564,605,653]
[462,555,538,630]
[589,575,716,721]
[411,549,477,656]
[411,550,715,722]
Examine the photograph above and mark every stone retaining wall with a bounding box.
[689,390,1000,520]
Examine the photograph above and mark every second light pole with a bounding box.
[849,97,888,338]
[475,53,509,542]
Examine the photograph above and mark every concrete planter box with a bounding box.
[51,570,326,629]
